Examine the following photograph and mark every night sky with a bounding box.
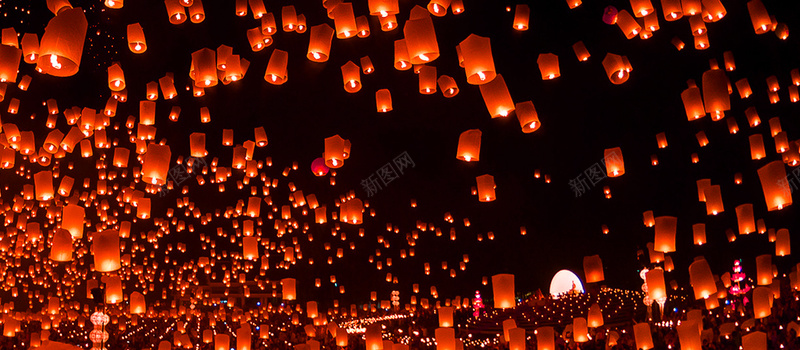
[0,0,799,310]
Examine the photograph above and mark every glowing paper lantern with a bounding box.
[476,174,496,202]
[365,324,382,350]
[130,292,145,314]
[602,53,631,84]
[332,3,357,38]
[748,0,771,34]
[324,135,347,168]
[646,268,666,301]
[375,89,392,112]
[479,74,514,118]
[587,303,603,327]
[603,147,624,176]
[516,101,540,133]
[34,171,54,201]
[757,160,792,211]
[491,274,515,309]
[681,85,705,120]
[438,75,459,97]
[735,204,755,235]
[688,258,716,299]
[0,45,22,83]
[49,229,73,262]
[460,34,496,84]
[456,129,481,162]
[191,48,217,87]
[93,230,121,272]
[654,216,677,252]
[341,61,361,93]
[419,65,436,94]
[693,223,706,245]
[38,7,88,77]
[126,23,146,53]
[583,255,604,283]
[616,10,641,38]
[756,254,772,285]
[404,6,439,64]
[214,334,230,350]
[702,69,730,119]
[21,33,39,64]
[537,53,560,80]
[776,229,790,256]
[633,323,654,350]
[264,49,288,85]
[62,204,85,238]
[307,24,334,62]
[704,185,724,215]
[573,317,589,342]
[393,39,411,70]
[572,41,590,61]
[537,327,554,350]
[141,144,171,185]
[513,5,530,30]
[438,306,453,327]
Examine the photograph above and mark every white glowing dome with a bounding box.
[549,269,585,298]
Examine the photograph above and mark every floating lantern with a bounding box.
[704,185,724,215]
[515,101,540,133]
[460,34,496,84]
[476,174,496,202]
[584,255,604,283]
[307,24,334,62]
[479,74,514,118]
[654,216,677,252]
[602,53,631,84]
[616,10,641,38]
[689,258,716,299]
[572,41,590,61]
[164,0,187,24]
[38,7,88,77]
[513,5,530,30]
[757,160,791,211]
[341,61,361,93]
[375,89,392,112]
[50,229,73,262]
[491,274,514,308]
[604,147,624,176]
[602,6,619,24]
[537,53,560,80]
[127,23,146,53]
[748,0,771,34]
[93,229,121,272]
[404,6,439,64]
[332,3,357,38]
[264,49,288,85]
[634,323,654,350]
[437,75,459,97]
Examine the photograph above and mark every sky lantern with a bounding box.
[735,204,755,235]
[427,0,450,16]
[757,160,792,211]
[756,254,772,285]
[460,34,496,84]
[646,268,667,301]
[393,39,411,70]
[189,133,207,157]
[341,61,361,93]
[475,174,496,202]
[573,317,589,342]
[735,78,753,98]
[94,230,121,272]
[324,135,347,168]
[456,129,481,162]
[642,210,655,227]
[491,274,514,308]
[587,303,603,327]
[46,0,72,14]
[603,147,624,177]
[130,292,145,314]
[0,45,21,83]
[661,0,682,20]
[307,24,334,62]
[404,6,439,64]
[37,7,88,77]
[537,327,555,350]
[602,53,631,84]
[583,255,604,283]
[49,229,73,262]
[704,185,724,215]
[246,28,267,51]
[375,89,392,112]
[438,306,453,327]
[265,49,288,84]
[332,3,357,38]
[677,320,701,350]
[537,53,560,80]
[34,170,54,201]
[745,107,761,127]
[508,328,525,350]
[748,0,771,34]
[693,223,706,245]
[21,33,39,63]
[630,0,654,17]
[164,0,187,24]
[437,75,459,97]
[105,275,122,303]
[753,286,772,319]
[141,144,171,185]
[261,13,277,34]
[369,0,399,17]
[418,66,437,94]
[513,4,530,30]
[282,5,297,31]
[515,101,540,133]
[365,324,382,350]
[654,216,677,252]
[775,229,790,256]
[191,48,217,87]
[126,23,146,53]
[214,334,230,350]
[702,68,730,119]
[689,258,716,299]
[62,204,85,239]
[616,10,641,38]
[479,74,514,118]
[341,198,363,224]
[681,85,705,120]
[750,134,766,160]
[633,323,654,350]
[572,41,590,61]
[723,51,735,71]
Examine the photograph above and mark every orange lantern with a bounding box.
[603,147,624,176]
[702,69,730,119]
[704,185,724,215]
[34,170,54,201]
[602,53,631,84]
[281,278,296,300]
[479,74,514,118]
[491,274,514,308]
[324,135,347,168]
[282,5,297,31]
[460,34,495,84]
[537,53,560,80]
[515,101,540,133]
[513,4,530,30]
[369,0,399,17]
[587,304,604,327]
[126,23,146,53]
[130,292,145,314]
[476,174,496,202]
[93,229,121,272]
[332,3,357,38]
[394,39,411,70]
[776,229,790,256]
[141,144,171,185]
[616,10,641,39]
[573,317,589,342]
[757,160,792,211]
[419,65,437,94]
[62,204,85,238]
[537,327,555,350]
[264,49,288,85]
[693,223,706,245]
[375,89,392,112]
[456,129,481,162]
[572,41,590,61]
[191,48,217,87]
[404,6,439,64]
[646,268,667,300]
[307,24,334,62]
[633,323,654,350]
[0,45,21,83]
[49,229,73,262]
[681,85,705,120]
[583,255,604,283]
[341,61,361,93]
[688,258,716,299]
[735,204,755,235]
[661,0,683,20]
[21,33,39,64]
[38,7,88,77]
[654,216,677,252]
[748,0,771,34]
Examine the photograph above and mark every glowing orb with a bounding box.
[549,270,585,298]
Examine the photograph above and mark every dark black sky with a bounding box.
[1,0,799,309]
